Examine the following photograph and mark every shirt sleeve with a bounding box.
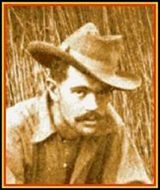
[6,108,25,184]
[102,104,152,184]
[116,130,152,184]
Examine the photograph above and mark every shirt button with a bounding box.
[63,140,67,144]
[63,163,67,168]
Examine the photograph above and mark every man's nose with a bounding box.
[84,93,98,111]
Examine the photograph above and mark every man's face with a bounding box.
[55,66,113,137]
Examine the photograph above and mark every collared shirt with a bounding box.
[6,91,151,184]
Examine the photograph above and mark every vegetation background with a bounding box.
[6,5,154,181]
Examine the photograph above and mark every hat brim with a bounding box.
[27,41,141,90]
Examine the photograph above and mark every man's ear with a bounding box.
[46,78,60,102]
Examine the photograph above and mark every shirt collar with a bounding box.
[31,91,57,143]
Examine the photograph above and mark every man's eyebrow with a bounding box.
[71,86,91,92]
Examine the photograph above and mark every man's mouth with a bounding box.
[75,112,102,125]
[82,119,98,126]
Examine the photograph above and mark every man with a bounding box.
[6,23,151,184]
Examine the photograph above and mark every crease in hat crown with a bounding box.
[27,22,141,90]
[60,22,99,51]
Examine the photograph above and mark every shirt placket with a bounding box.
[60,139,80,183]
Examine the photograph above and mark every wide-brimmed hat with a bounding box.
[27,22,141,90]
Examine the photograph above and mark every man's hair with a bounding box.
[47,59,69,83]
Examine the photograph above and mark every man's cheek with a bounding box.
[70,106,83,119]
[61,101,79,119]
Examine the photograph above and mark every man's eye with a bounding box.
[75,89,88,98]
[96,87,114,96]
[96,90,106,96]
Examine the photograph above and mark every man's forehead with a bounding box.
[61,65,106,90]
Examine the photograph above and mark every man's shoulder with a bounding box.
[6,96,40,131]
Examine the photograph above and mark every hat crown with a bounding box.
[60,22,99,51]
[60,23,123,75]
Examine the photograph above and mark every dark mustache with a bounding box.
[75,111,103,122]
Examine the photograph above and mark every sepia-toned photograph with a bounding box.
[3,2,157,187]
